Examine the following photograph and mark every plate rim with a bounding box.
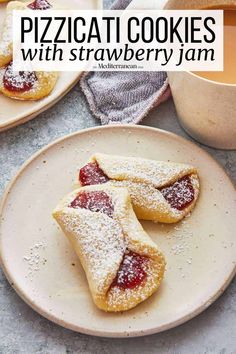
[0,0,86,133]
[0,73,82,132]
[0,124,236,338]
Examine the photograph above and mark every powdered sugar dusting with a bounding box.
[53,186,166,311]
[23,241,47,280]
[79,162,109,186]
[0,1,58,100]
[160,175,194,210]
[70,190,114,218]
[80,154,200,223]
[112,251,148,289]
[107,258,164,310]
[0,1,27,60]
[60,208,126,294]
[109,179,182,219]
[3,62,38,92]
[0,67,58,98]
[94,153,196,188]
[28,0,52,10]
[0,11,11,58]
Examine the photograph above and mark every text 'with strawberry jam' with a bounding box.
[3,62,37,93]
[112,251,148,289]
[79,162,109,186]
[27,0,52,10]
[160,175,194,211]
[70,191,114,218]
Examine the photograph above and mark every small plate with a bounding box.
[0,0,99,132]
[0,125,235,337]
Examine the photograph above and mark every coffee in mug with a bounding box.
[193,6,236,84]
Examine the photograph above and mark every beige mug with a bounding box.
[165,0,236,150]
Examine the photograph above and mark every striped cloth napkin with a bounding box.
[80,0,171,124]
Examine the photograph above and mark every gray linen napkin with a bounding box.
[80,0,171,125]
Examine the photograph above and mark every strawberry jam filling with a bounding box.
[28,0,52,10]
[112,251,148,289]
[70,191,114,218]
[79,162,109,186]
[3,62,37,93]
[160,175,194,211]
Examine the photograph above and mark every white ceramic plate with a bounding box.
[0,125,235,337]
[0,0,100,132]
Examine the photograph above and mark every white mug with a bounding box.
[165,0,236,149]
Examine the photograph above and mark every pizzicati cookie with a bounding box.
[27,0,52,10]
[77,153,200,223]
[0,62,58,100]
[0,0,58,100]
[0,1,26,68]
[53,185,166,312]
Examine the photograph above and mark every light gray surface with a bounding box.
[0,84,235,354]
